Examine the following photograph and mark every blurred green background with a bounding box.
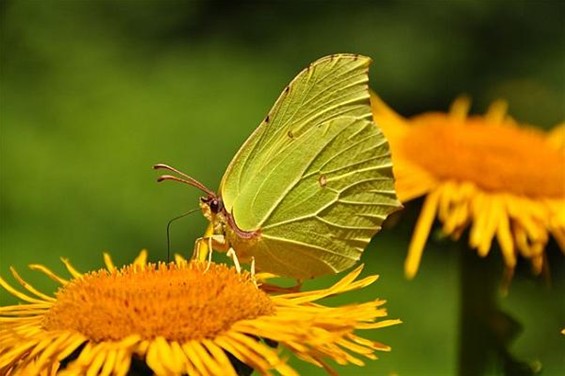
[1,1,563,375]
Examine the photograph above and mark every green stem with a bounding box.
[458,247,536,376]
[458,247,500,375]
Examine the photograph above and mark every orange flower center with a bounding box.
[402,114,565,198]
[42,262,275,342]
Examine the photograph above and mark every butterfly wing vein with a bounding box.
[219,54,400,278]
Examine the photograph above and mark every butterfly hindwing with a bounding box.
[241,116,398,277]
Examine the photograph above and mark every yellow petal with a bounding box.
[405,190,440,279]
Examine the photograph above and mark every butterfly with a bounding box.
[155,54,401,280]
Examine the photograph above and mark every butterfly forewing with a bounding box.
[221,54,373,225]
[218,54,401,278]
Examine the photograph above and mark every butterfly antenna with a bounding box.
[165,208,201,262]
[154,163,215,196]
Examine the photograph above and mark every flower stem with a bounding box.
[458,247,537,376]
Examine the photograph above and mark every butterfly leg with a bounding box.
[193,223,218,261]
[193,237,210,261]
[193,234,229,271]
[193,238,202,260]
[203,236,214,272]
[206,237,213,267]
[250,257,258,287]
[226,248,242,274]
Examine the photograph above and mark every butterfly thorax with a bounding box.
[200,195,261,261]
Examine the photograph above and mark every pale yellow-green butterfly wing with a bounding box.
[219,54,400,279]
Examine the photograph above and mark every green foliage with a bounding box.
[1,1,563,375]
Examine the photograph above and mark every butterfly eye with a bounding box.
[209,198,223,214]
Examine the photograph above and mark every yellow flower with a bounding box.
[0,251,400,375]
[371,93,565,279]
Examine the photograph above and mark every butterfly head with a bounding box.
[200,195,224,218]
[199,194,230,238]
